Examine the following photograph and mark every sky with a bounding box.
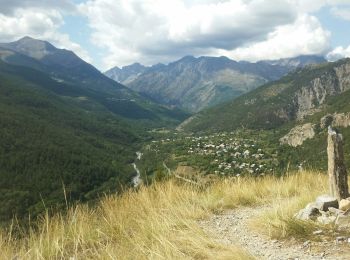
[1,0,350,71]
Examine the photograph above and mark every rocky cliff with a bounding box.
[290,62,350,120]
[183,58,350,133]
[280,112,350,147]
[280,123,315,147]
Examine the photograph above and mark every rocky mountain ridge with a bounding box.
[105,55,326,112]
[183,58,350,132]
[105,62,147,84]
[0,36,188,124]
[291,61,350,120]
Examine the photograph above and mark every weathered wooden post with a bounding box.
[327,126,349,200]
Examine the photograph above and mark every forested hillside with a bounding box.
[0,38,187,222]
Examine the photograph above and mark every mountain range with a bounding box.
[1,36,348,222]
[105,55,326,112]
[0,37,188,221]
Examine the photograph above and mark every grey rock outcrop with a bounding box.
[295,194,350,230]
[321,113,350,129]
[279,123,315,147]
[291,61,350,120]
[295,203,321,220]
[295,195,338,222]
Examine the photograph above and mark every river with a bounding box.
[132,152,143,187]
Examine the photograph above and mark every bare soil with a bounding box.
[199,205,350,260]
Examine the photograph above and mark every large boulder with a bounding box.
[339,199,350,211]
[315,195,339,211]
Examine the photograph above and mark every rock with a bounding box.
[328,207,343,215]
[321,113,350,129]
[336,214,350,229]
[313,230,323,235]
[279,123,315,147]
[295,203,321,220]
[315,195,338,211]
[317,215,336,225]
[319,210,330,217]
[303,240,310,248]
[339,199,350,211]
[336,236,346,243]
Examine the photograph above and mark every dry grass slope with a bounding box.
[0,171,337,259]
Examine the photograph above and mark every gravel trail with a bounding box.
[199,205,349,260]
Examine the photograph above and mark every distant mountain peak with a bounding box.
[105,62,147,83]
[178,55,196,62]
[0,36,56,60]
[0,36,110,88]
[122,62,146,71]
[18,36,35,41]
[261,55,327,68]
[14,36,55,49]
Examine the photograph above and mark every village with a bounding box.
[145,131,279,177]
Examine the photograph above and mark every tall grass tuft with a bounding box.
[0,170,335,259]
[0,181,252,259]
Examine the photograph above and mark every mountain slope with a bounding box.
[105,55,326,112]
[0,37,189,127]
[0,36,103,82]
[105,62,147,84]
[0,38,188,222]
[183,58,350,132]
[0,60,143,221]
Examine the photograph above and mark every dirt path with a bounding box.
[199,205,349,260]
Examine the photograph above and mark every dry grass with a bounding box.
[0,171,334,259]
[0,181,252,260]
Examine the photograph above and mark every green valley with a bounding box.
[0,38,188,222]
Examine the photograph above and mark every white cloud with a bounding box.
[80,0,350,69]
[331,7,350,21]
[219,15,331,61]
[0,0,75,15]
[79,0,300,69]
[0,2,91,63]
[289,0,350,13]
[327,45,350,61]
[3,0,348,69]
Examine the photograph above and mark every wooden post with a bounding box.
[327,126,349,200]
